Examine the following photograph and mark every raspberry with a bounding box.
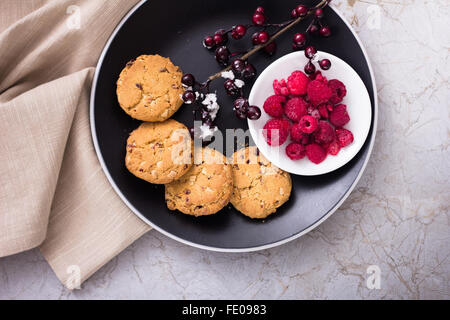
[286,143,306,160]
[273,79,290,96]
[327,140,341,156]
[306,79,333,106]
[318,103,332,119]
[284,97,308,122]
[287,70,310,95]
[298,115,318,133]
[313,121,335,145]
[329,104,350,127]
[290,123,309,144]
[306,144,327,164]
[263,95,286,118]
[328,79,347,104]
[336,128,354,147]
[263,119,290,146]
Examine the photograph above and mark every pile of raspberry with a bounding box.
[262,70,353,164]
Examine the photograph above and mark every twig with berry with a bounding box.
[181,0,334,141]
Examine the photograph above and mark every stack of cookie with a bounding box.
[118,55,292,219]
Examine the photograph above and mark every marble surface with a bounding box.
[1,0,449,299]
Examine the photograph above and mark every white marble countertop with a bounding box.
[0,0,449,299]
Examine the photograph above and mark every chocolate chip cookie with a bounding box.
[230,146,292,219]
[125,120,193,184]
[165,147,233,216]
[117,54,184,122]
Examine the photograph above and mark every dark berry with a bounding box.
[296,5,308,17]
[224,79,239,96]
[215,46,230,66]
[291,8,298,19]
[181,74,195,87]
[319,59,331,70]
[242,64,257,80]
[251,32,260,45]
[255,6,265,14]
[293,32,306,47]
[232,59,246,74]
[315,8,324,19]
[264,42,277,55]
[304,61,316,75]
[203,36,215,49]
[308,23,320,36]
[232,25,247,40]
[213,33,226,46]
[247,106,262,120]
[320,26,331,37]
[235,107,248,120]
[257,31,269,44]
[305,46,317,59]
[182,90,196,104]
[234,97,249,111]
[252,13,266,26]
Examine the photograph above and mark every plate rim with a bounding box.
[89,0,379,253]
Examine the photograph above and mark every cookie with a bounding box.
[230,146,292,219]
[125,120,193,184]
[165,147,233,216]
[117,54,184,122]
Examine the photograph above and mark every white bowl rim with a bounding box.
[247,50,372,176]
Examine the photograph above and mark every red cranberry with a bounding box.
[247,106,262,120]
[215,46,230,66]
[203,36,215,49]
[224,79,239,96]
[213,33,226,46]
[304,61,316,75]
[304,46,317,59]
[320,26,331,37]
[251,32,260,45]
[232,59,246,74]
[257,31,269,44]
[319,59,331,70]
[308,23,320,36]
[252,13,266,26]
[235,107,248,120]
[296,5,308,17]
[315,8,324,19]
[291,8,298,18]
[232,25,247,39]
[255,6,265,14]
[234,97,249,111]
[182,74,195,87]
[242,64,256,80]
[264,42,277,56]
[182,90,196,104]
[293,33,306,47]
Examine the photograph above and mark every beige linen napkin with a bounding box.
[0,0,151,288]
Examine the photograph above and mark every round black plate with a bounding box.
[91,0,377,251]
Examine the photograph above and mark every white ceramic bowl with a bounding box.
[248,51,372,176]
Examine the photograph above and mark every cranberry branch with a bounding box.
[181,0,334,141]
[208,0,330,82]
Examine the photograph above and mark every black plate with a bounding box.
[91,0,377,251]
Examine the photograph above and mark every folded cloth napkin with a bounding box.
[0,0,151,288]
